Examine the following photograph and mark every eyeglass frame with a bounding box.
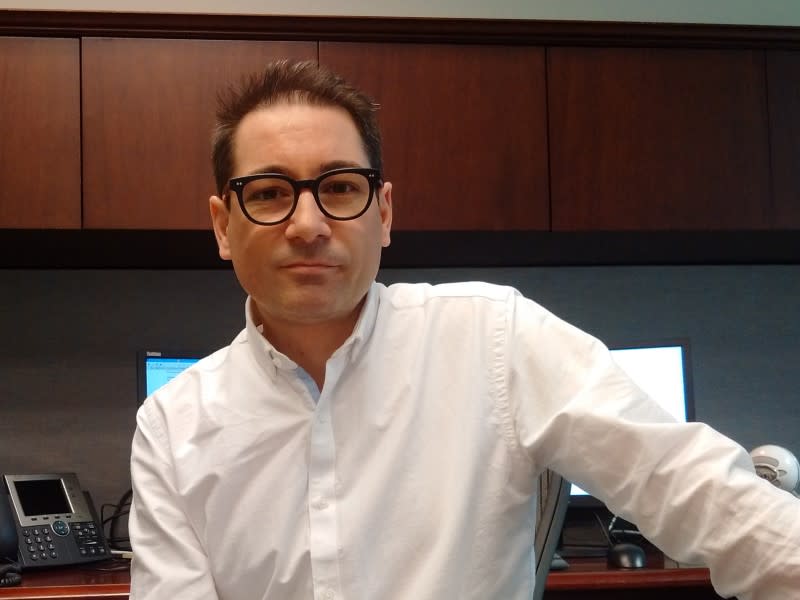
[224,167,383,226]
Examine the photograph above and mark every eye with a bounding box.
[319,174,365,195]
[243,179,293,204]
[250,187,284,201]
[336,182,357,193]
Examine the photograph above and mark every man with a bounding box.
[129,59,799,599]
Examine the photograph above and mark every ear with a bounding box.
[378,181,393,248]
[209,195,232,260]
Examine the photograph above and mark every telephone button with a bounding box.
[52,520,70,536]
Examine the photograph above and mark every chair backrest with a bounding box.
[532,469,571,600]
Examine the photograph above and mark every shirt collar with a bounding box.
[244,282,381,375]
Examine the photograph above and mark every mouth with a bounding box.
[280,261,340,274]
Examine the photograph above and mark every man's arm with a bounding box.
[129,401,218,599]
[503,293,800,599]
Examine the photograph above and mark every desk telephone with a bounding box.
[1,473,110,585]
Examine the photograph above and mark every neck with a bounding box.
[256,304,364,390]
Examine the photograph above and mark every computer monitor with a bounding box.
[136,350,204,404]
[568,339,694,507]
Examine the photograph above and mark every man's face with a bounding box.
[210,102,392,329]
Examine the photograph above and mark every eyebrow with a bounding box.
[242,160,368,178]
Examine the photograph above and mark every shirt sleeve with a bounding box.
[503,292,800,600]
[129,399,219,600]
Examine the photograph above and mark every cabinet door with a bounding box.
[0,37,81,229]
[548,47,771,231]
[767,51,800,229]
[81,38,316,230]
[320,43,549,231]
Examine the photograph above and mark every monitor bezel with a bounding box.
[567,337,694,509]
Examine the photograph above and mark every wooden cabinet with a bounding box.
[0,37,81,229]
[320,43,549,231]
[547,47,772,231]
[81,38,317,230]
[2,13,798,264]
[767,50,800,229]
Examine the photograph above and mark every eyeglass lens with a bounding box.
[241,171,372,223]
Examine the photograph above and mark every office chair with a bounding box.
[532,469,571,600]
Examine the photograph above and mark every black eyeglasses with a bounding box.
[226,167,382,226]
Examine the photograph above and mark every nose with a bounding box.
[285,188,331,243]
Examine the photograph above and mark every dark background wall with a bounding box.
[1,264,798,511]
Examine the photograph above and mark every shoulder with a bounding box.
[375,281,556,325]
[378,280,522,308]
[370,281,559,342]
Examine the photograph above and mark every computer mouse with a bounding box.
[607,542,647,569]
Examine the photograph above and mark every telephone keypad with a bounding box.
[73,521,106,557]
[18,521,108,566]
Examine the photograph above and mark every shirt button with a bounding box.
[324,589,335,600]
[312,499,329,510]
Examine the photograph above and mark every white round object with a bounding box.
[750,444,800,494]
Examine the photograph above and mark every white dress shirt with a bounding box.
[129,281,800,600]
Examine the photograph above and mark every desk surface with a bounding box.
[0,563,129,599]
[548,557,712,590]
[0,559,717,599]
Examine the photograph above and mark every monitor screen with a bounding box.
[136,350,204,404]
[569,339,694,505]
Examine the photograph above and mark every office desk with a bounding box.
[0,559,723,599]
[0,565,129,599]
[545,557,724,599]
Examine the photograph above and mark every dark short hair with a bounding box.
[212,59,383,196]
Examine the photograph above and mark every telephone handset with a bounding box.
[0,473,110,581]
[0,491,21,587]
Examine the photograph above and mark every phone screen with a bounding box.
[14,479,72,516]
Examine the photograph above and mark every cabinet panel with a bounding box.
[548,48,771,231]
[767,51,800,228]
[81,38,317,230]
[0,37,81,229]
[320,43,549,231]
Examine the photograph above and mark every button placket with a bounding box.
[307,368,343,600]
